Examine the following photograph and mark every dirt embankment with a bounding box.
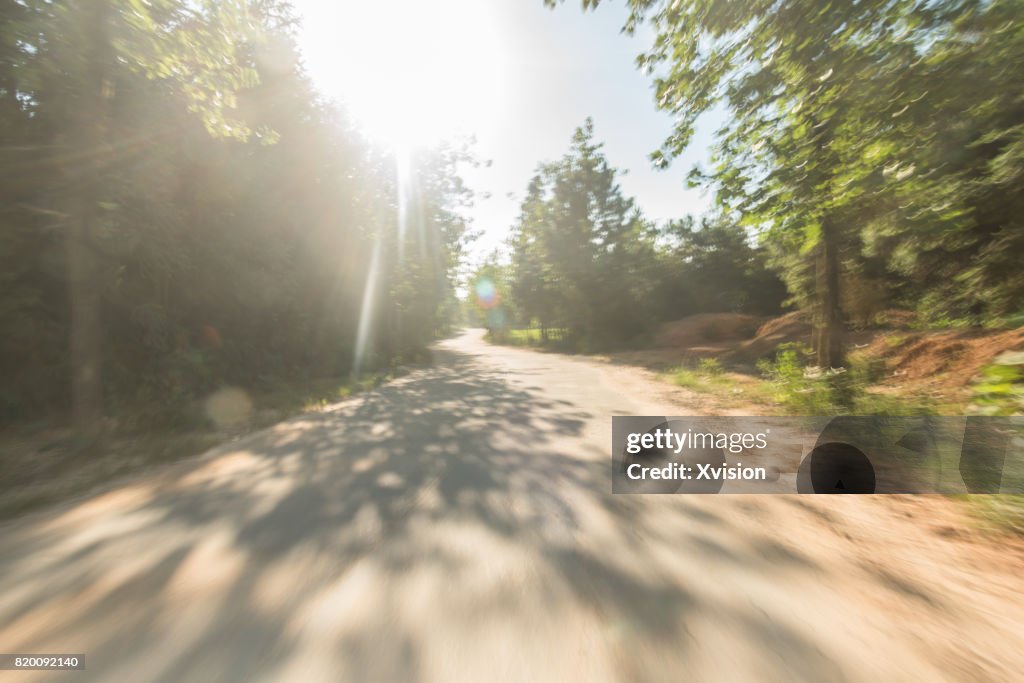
[652,313,764,349]
[613,312,807,369]
[620,311,1024,405]
[724,312,813,365]
[858,327,1024,393]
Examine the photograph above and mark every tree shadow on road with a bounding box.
[0,344,847,682]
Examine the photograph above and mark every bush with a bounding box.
[971,351,1024,416]
[757,343,856,414]
[698,358,724,376]
[758,343,939,415]
[849,355,887,385]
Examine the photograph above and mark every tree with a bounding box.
[0,1,472,431]
[509,174,564,336]
[655,215,786,318]
[508,119,656,348]
[36,0,258,437]
[860,0,1024,323]
[556,0,1024,351]
[553,1,967,366]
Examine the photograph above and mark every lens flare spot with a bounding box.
[204,387,253,429]
[475,277,498,308]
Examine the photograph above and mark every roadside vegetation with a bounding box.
[1,0,1021,527]
[473,0,1023,425]
[472,27,1024,529]
[2,2,467,437]
[658,343,944,416]
[486,327,572,350]
[666,359,777,411]
[0,2,464,516]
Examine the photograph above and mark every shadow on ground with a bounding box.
[0,343,855,682]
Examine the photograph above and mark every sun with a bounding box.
[299,0,505,149]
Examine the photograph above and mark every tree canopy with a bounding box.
[479,120,784,349]
[551,0,1024,363]
[0,0,469,430]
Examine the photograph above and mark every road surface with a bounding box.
[1,329,1022,681]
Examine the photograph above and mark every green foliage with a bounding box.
[757,343,939,415]
[492,327,571,349]
[506,119,659,349]
[669,368,713,391]
[971,351,1024,416]
[501,121,783,350]
[467,258,512,336]
[654,215,787,319]
[554,0,1024,354]
[697,358,724,376]
[757,344,849,414]
[0,0,470,427]
[671,365,728,391]
[667,360,775,407]
[257,371,393,418]
[664,347,939,415]
[862,1,1024,323]
[848,355,888,386]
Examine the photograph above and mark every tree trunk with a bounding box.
[66,0,112,438]
[804,91,847,371]
[68,195,103,435]
[813,216,844,368]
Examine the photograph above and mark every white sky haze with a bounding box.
[290,0,718,262]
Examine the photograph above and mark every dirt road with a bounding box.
[1,329,1022,681]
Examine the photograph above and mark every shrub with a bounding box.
[697,358,724,376]
[971,351,1024,416]
[757,343,853,414]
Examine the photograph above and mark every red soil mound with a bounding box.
[860,328,1024,389]
[725,312,813,364]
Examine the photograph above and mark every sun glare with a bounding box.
[302,0,505,148]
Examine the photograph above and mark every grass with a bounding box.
[646,341,950,416]
[884,333,909,348]
[489,327,573,350]
[665,359,778,408]
[501,328,1019,536]
[667,355,1021,538]
[699,347,1017,538]
[508,327,569,346]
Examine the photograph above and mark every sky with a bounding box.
[290,0,719,263]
